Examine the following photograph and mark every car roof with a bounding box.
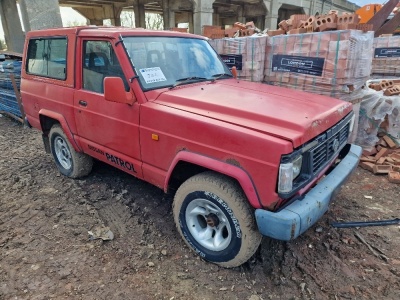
[26,26,206,40]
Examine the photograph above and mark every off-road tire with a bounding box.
[173,171,262,268]
[49,125,93,178]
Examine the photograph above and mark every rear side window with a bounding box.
[26,37,67,80]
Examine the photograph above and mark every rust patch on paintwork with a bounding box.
[226,158,241,167]
[266,200,280,211]
[311,119,323,128]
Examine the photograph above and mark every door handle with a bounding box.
[79,100,87,107]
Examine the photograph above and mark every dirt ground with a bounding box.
[0,114,399,300]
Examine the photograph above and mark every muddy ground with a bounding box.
[0,114,399,300]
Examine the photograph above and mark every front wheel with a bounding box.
[173,172,262,268]
[49,125,93,178]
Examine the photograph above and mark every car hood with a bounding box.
[149,79,353,148]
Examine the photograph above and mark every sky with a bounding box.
[350,0,387,6]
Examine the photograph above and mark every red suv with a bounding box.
[21,27,361,267]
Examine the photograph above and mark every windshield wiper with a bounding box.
[210,73,233,82]
[170,77,209,89]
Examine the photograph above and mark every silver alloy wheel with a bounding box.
[185,198,232,251]
[54,136,72,170]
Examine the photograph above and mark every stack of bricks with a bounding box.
[372,35,400,77]
[202,25,225,39]
[202,22,259,39]
[267,11,372,37]
[209,36,267,82]
[368,79,400,96]
[229,22,257,37]
[263,29,374,100]
[359,135,400,184]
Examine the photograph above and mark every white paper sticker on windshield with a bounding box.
[140,67,167,84]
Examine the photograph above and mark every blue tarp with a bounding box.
[0,59,22,118]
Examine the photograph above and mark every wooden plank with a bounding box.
[367,0,399,32]
[0,111,23,123]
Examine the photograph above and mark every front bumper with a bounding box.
[255,144,362,241]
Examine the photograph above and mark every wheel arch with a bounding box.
[165,151,262,209]
[39,109,81,152]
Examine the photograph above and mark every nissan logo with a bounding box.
[332,138,340,152]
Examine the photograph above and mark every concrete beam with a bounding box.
[74,4,123,25]
[0,0,25,53]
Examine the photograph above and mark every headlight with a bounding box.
[278,155,303,193]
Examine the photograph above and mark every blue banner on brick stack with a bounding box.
[0,59,22,117]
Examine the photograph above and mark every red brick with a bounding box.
[382,135,398,149]
[278,20,290,32]
[360,156,377,163]
[380,80,394,90]
[359,162,375,172]
[356,23,373,32]
[384,86,400,96]
[378,138,388,147]
[267,29,286,36]
[288,28,307,34]
[362,148,377,156]
[373,164,392,174]
[234,22,246,30]
[390,153,400,161]
[377,157,386,165]
[386,157,396,164]
[337,23,358,30]
[388,171,400,184]
[375,148,388,160]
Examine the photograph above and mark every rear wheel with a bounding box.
[49,125,93,178]
[173,171,262,268]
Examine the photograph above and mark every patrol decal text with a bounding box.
[88,145,136,173]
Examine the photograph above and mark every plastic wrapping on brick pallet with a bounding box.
[372,35,400,76]
[0,59,22,118]
[263,30,374,101]
[208,35,267,82]
[354,84,400,150]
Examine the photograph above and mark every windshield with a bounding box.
[122,36,231,90]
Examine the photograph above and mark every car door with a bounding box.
[73,39,142,178]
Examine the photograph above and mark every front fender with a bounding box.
[39,109,82,152]
[165,151,262,209]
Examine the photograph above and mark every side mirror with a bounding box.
[231,66,238,79]
[104,77,135,105]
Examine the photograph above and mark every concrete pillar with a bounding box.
[134,3,146,28]
[193,0,214,35]
[237,6,246,24]
[0,0,25,53]
[162,0,169,29]
[189,13,194,34]
[19,0,63,31]
[169,11,176,29]
[263,0,279,30]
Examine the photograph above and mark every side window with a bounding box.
[26,37,67,80]
[82,40,129,93]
